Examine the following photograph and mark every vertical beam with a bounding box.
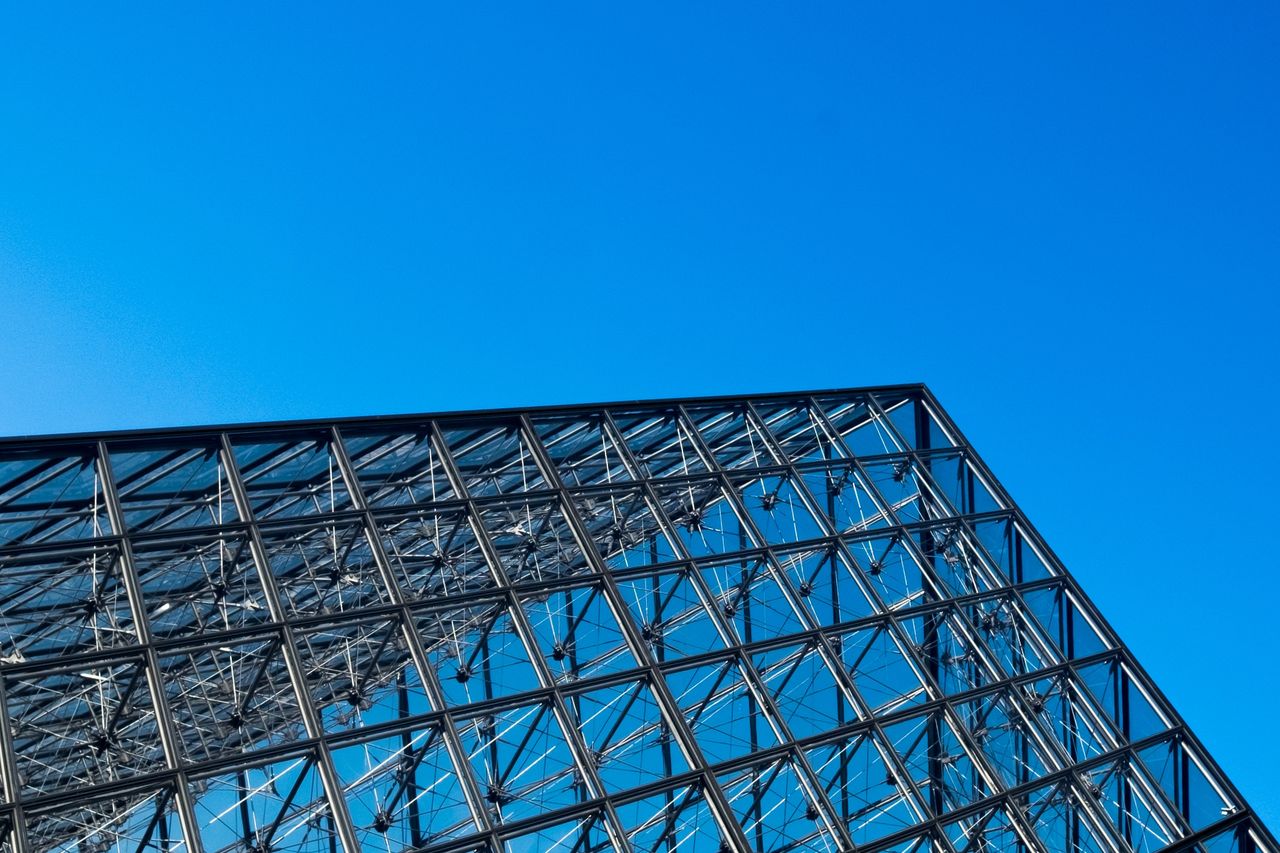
[0,677,29,853]
[217,434,363,853]
[95,441,203,853]
[327,426,496,844]
[671,404,859,853]
[428,419,633,853]
[529,412,757,853]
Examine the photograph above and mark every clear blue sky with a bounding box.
[2,1,1278,829]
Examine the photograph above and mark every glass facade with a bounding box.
[0,385,1268,853]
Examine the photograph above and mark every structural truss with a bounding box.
[0,385,1269,853]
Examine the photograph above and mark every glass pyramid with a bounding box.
[0,385,1268,853]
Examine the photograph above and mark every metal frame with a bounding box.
[0,384,1270,853]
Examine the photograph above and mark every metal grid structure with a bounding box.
[0,384,1269,853]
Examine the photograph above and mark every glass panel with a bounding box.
[804,730,925,846]
[191,753,342,853]
[831,622,928,714]
[731,471,826,545]
[753,399,846,464]
[662,656,779,765]
[108,440,238,533]
[161,634,305,763]
[569,487,678,571]
[750,640,857,739]
[614,782,727,851]
[0,542,137,662]
[259,518,391,618]
[133,531,271,640]
[413,599,540,710]
[883,710,987,814]
[501,810,617,853]
[473,497,588,587]
[456,701,582,825]
[516,582,638,683]
[796,462,892,534]
[1138,737,1235,833]
[717,755,843,853]
[27,786,188,853]
[615,567,728,661]
[652,478,756,559]
[342,426,455,509]
[294,616,426,733]
[6,657,165,798]
[331,722,478,850]
[896,610,999,697]
[685,404,779,471]
[611,409,709,479]
[699,553,807,645]
[565,678,687,794]
[775,544,877,628]
[0,446,111,547]
[375,505,496,599]
[231,433,352,521]
[532,414,632,487]
[815,395,900,458]
[439,421,547,498]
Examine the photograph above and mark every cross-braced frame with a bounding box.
[0,384,1269,853]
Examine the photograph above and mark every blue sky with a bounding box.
[2,1,1278,830]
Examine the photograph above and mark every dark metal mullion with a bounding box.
[258,753,315,847]
[217,434,362,853]
[0,674,30,853]
[429,420,629,853]
[672,403,857,853]
[801,398,980,850]
[840,404,1048,845]
[918,387,1255,852]
[328,424,496,841]
[398,670,424,848]
[237,767,254,848]
[94,441,205,853]
[539,411,757,853]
